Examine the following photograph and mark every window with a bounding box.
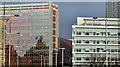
[97,48,100,52]
[77,32,81,35]
[111,49,114,52]
[96,33,99,35]
[77,40,81,43]
[108,32,110,35]
[93,41,96,44]
[79,49,81,52]
[118,33,120,36]
[77,57,81,61]
[78,40,81,43]
[97,41,99,44]
[86,41,89,44]
[101,32,103,36]
[86,32,89,35]
[103,41,106,44]
[77,49,81,52]
[93,32,96,35]
[93,49,96,52]
[86,50,89,52]
[118,49,120,52]
[118,41,120,44]
[85,58,89,61]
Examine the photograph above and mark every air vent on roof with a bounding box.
[93,17,97,19]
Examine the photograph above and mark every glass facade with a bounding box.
[106,1,120,18]
[0,2,59,66]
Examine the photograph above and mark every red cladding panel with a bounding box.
[52,4,55,8]
[55,5,58,9]
[53,37,56,42]
[53,43,55,48]
[53,23,56,28]
[53,50,55,53]
[53,10,56,15]
[53,30,56,35]
[53,58,55,62]
[53,16,56,22]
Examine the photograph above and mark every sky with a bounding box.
[0,2,106,39]
[54,2,106,39]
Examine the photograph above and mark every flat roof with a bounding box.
[77,17,120,25]
[77,17,120,21]
[0,3,49,8]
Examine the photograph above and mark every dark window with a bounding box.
[111,58,114,61]
[104,41,109,44]
[77,32,81,35]
[77,32,79,35]
[101,32,103,36]
[24,54,26,56]
[118,41,120,44]
[79,32,81,35]
[77,40,79,43]
[77,40,81,43]
[111,49,114,52]
[86,41,89,44]
[93,49,96,52]
[86,32,89,35]
[118,33,120,36]
[97,33,99,35]
[86,58,89,60]
[77,49,79,52]
[97,48,100,52]
[79,40,81,43]
[77,49,81,52]
[79,49,81,52]
[119,58,120,61]
[93,32,96,35]
[93,41,96,44]
[103,41,106,44]
[77,57,81,60]
[108,32,110,35]
[97,41,99,44]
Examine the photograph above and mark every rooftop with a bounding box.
[77,17,120,25]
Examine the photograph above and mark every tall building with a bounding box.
[5,45,17,67]
[0,2,59,66]
[0,16,10,67]
[106,0,120,18]
[72,17,120,67]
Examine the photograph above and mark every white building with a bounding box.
[72,17,120,67]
